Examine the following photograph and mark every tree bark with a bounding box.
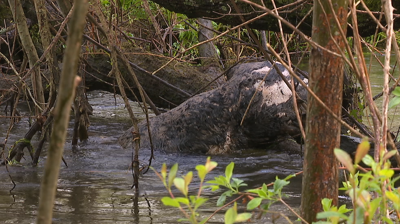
[36,1,89,223]
[8,0,45,114]
[34,0,59,107]
[198,18,219,64]
[119,61,308,153]
[300,0,348,222]
[150,0,400,37]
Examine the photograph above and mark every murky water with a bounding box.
[0,90,307,224]
[2,54,396,223]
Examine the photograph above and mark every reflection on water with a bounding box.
[0,90,307,223]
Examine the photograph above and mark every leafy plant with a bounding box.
[315,139,400,223]
[154,157,305,223]
[389,86,400,109]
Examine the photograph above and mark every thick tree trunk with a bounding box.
[150,0,400,37]
[83,51,224,108]
[119,61,308,153]
[198,18,219,64]
[300,0,348,222]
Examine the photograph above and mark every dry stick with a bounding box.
[142,0,167,53]
[13,5,73,84]
[112,52,141,190]
[82,34,191,98]
[231,1,309,141]
[381,2,395,220]
[2,88,20,190]
[229,1,302,124]
[191,59,246,96]
[271,0,306,140]
[381,0,395,152]
[360,0,386,31]
[114,46,156,174]
[0,52,39,110]
[151,11,271,76]
[323,1,378,140]
[91,0,141,190]
[324,0,378,139]
[9,0,45,114]
[235,1,365,139]
[348,2,382,160]
[36,1,89,223]
[238,0,342,57]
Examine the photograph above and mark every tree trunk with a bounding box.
[34,0,59,108]
[150,0,400,37]
[198,18,219,64]
[8,0,45,114]
[36,1,89,223]
[300,0,348,222]
[119,61,308,153]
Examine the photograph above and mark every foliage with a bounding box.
[315,139,400,223]
[389,87,400,109]
[154,157,299,223]
[155,140,400,224]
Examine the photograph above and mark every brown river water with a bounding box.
[0,53,397,223]
[0,90,307,224]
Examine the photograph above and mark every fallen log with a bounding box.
[119,61,308,153]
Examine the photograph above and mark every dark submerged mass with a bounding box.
[119,61,308,154]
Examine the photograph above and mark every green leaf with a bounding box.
[247,197,262,210]
[337,204,352,214]
[362,154,375,167]
[207,176,228,186]
[196,165,207,182]
[258,188,268,198]
[174,177,187,196]
[205,157,218,172]
[224,203,237,224]
[199,218,209,224]
[184,171,193,187]
[175,197,190,205]
[381,217,394,224]
[208,185,220,191]
[235,213,252,222]
[386,191,400,204]
[367,197,381,223]
[284,173,296,181]
[392,86,400,96]
[334,148,354,173]
[161,163,167,181]
[273,178,290,196]
[321,198,333,211]
[161,197,180,207]
[354,139,370,165]
[231,178,247,190]
[379,169,394,179]
[225,162,234,183]
[193,197,208,210]
[316,211,349,220]
[168,163,178,188]
[262,183,268,193]
[217,194,227,207]
[389,96,400,109]
[382,149,398,162]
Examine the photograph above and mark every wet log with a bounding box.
[119,61,308,153]
[83,51,224,108]
[151,0,400,37]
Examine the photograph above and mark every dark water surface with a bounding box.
[0,91,309,224]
